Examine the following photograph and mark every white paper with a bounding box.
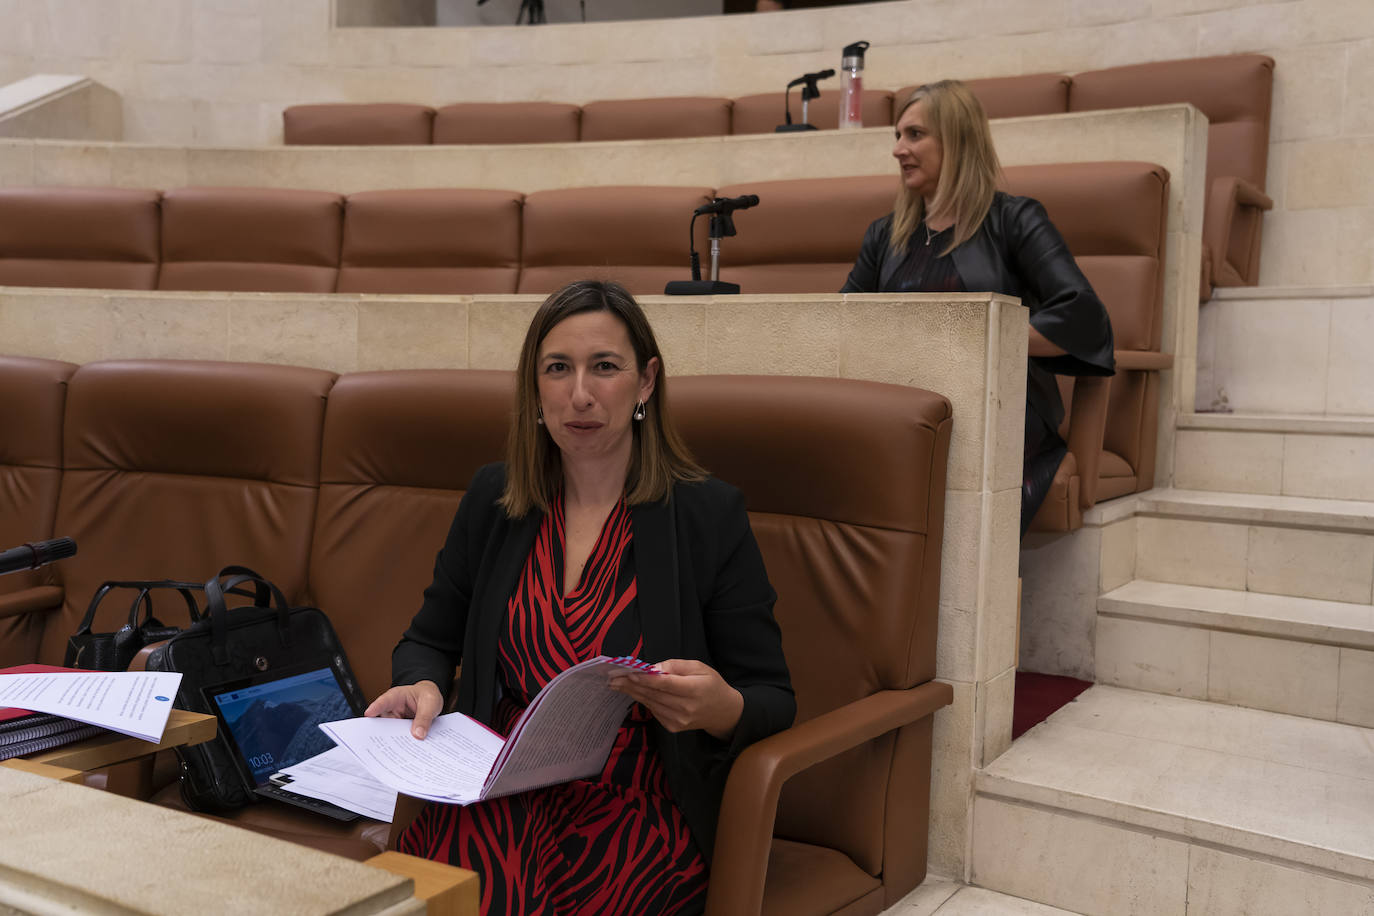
[321,655,658,805]
[320,712,505,804]
[274,746,399,822]
[0,670,183,742]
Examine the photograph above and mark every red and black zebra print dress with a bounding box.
[397,495,708,916]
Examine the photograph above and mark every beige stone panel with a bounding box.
[357,298,470,371]
[928,678,974,878]
[1247,525,1374,604]
[1018,18,1199,73]
[970,795,1190,915]
[261,0,332,66]
[716,129,893,186]
[1097,615,1210,699]
[1286,138,1374,211]
[0,291,113,364]
[1264,138,1288,211]
[937,491,982,638]
[938,599,979,688]
[715,48,842,100]
[978,665,1016,768]
[576,58,721,104]
[838,296,993,493]
[1173,429,1284,495]
[106,295,230,362]
[34,0,122,60]
[120,98,197,147]
[384,27,478,69]
[1268,44,1347,141]
[982,487,1024,682]
[325,29,404,70]
[1193,2,1303,58]
[1300,0,1374,46]
[1187,845,1374,916]
[992,300,1029,492]
[1099,517,1137,593]
[32,142,113,186]
[1212,296,1331,413]
[468,297,542,370]
[1136,516,1248,589]
[490,61,583,104]
[1150,0,1269,15]
[1061,0,1154,28]
[1208,631,1340,718]
[1018,527,1102,681]
[588,18,718,65]
[1282,433,1374,501]
[1258,207,1374,289]
[1154,387,1179,489]
[704,297,842,377]
[1195,297,1219,410]
[190,100,269,148]
[191,1,266,65]
[1336,647,1374,728]
[0,140,35,186]
[939,886,1084,915]
[1346,37,1374,137]
[227,297,358,374]
[1326,295,1374,414]
[741,6,825,54]
[886,875,961,915]
[639,300,707,378]
[876,35,1031,84]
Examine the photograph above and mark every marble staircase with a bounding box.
[978,287,1374,911]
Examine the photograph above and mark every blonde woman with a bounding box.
[843,80,1115,534]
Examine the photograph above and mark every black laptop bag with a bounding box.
[145,566,366,813]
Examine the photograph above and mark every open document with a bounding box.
[272,745,399,822]
[321,655,659,805]
[0,670,183,742]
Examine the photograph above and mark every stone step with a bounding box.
[973,686,1374,915]
[1133,488,1374,604]
[1197,285,1374,415]
[1095,579,1374,724]
[1175,412,1374,501]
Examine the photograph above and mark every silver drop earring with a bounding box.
[536,405,544,425]
[633,400,646,421]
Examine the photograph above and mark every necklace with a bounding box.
[924,222,937,246]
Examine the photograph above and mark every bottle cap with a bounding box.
[841,40,870,70]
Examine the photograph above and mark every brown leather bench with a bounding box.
[0,187,161,289]
[159,187,345,293]
[578,96,733,141]
[283,104,435,145]
[337,188,523,294]
[433,101,580,144]
[0,358,955,916]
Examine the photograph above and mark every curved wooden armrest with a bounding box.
[0,585,63,620]
[1064,375,1110,511]
[705,680,954,916]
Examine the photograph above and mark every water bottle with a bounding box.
[839,41,870,129]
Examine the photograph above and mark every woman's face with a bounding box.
[536,310,658,466]
[893,99,943,201]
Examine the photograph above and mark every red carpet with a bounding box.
[1012,671,1092,739]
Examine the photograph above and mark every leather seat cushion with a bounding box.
[761,838,883,916]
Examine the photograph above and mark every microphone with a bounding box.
[0,537,77,576]
[787,68,835,90]
[694,194,760,216]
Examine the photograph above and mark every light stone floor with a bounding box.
[885,878,1083,915]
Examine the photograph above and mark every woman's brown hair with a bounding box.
[500,279,706,517]
[890,79,1002,256]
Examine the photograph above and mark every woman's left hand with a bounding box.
[610,659,743,741]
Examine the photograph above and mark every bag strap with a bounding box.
[73,579,205,638]
[125,582,203,629]
[203,566,292,666]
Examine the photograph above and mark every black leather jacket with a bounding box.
[842,192,1115,433]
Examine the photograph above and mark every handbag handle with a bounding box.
[203,566,292,666]
[125,583,202,629]
[72,579,204,638]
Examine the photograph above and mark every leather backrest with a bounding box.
[159,188,345,293]
[579,97,732,141]
[672,374,952,876]
[338,189,523,294]
[283,104,435,145]
[0,188,161,290]
[895,73,1072,119]
[1068,54,1275,189]
[38,360,336,665]
[0,357,77,664]
[517,185,711,295]
[1002,161,1169,352]
[433,102,581,144]
[731,89,893,135]
[716,175,895,293]
[308,370,513,701]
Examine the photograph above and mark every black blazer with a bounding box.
[392,462,795,861]
[842,192,1115,433]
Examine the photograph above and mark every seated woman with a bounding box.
[842,80,1116,535]
[365,279,795,916]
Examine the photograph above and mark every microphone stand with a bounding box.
[664,210,741,296]
[776,70,833,133]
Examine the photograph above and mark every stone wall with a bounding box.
[0,0,1368,285]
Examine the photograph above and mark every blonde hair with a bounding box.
[890,80,1002,256]
[500,280,705,517]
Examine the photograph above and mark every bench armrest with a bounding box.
[0,585,63,620]
[1205,175,1274,288]
[704,680,954,916]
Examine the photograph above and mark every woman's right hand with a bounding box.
[364,680,443,739]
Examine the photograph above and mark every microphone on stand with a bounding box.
[778,69,834,132]
[666,195,761,296]
[694,194,760,216]
[0,538,77,576]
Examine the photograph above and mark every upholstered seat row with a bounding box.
[0,356,953,912]
[0,160,1169,530]
[284,53,1271,299]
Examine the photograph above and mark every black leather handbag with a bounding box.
[144,565,365,813]
[64,580,204,671]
